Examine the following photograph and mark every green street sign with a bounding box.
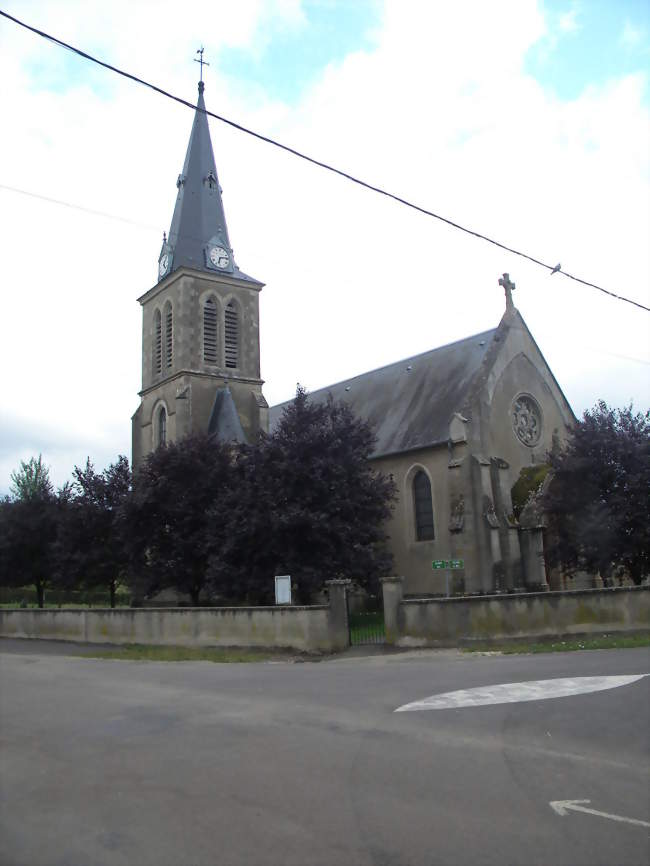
[432,560,446,570]
[449,559,464,570]
[432,559,465,570]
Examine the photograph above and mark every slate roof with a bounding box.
[269,327,498,458]
[162,82,261,286]
[208,388,247,444]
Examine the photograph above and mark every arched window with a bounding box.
[164,301,173,369]
[153,309,162,376]
[203,296,218,363]
[413,470,435,541]
[158,406,167,446]
[224,300,239,369]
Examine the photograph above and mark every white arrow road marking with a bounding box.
[395,674,648,712]
[550,800,650,828]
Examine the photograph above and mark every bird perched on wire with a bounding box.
[550,263,561,275]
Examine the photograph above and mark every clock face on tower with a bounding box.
[158,253,170,278]
[209,245,230,269]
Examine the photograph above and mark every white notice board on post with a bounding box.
[275,575,292,605]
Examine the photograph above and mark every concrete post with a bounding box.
[381,576,404,645]
[325,579,352,652]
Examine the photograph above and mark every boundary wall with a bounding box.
[380,577,650,647]
[0,580,352,654]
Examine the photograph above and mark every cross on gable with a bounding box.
[498,272,516,310]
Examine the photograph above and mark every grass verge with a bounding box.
[462,632,650,654]
[82,644,281,663]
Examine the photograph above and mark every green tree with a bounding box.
[9,454,53,501]
[511,464,550,520]
[0,456,59,607]
[55,457,132,607]
[543,401,650,585]
[123,434,235,605]
[212,387,396,603]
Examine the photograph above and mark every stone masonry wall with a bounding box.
[381,580,650,647]
[0,605,336,653]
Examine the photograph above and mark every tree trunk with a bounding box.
[36,582,44,608]
[110,581,116,608]
[191,588,201,606]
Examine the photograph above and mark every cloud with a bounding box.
[0,0,648,492]
[529,1,581,65]
[558,9,580,35]
[620,19,646,50]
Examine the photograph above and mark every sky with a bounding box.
[1,0,649,493]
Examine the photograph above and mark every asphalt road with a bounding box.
[1,640,648,866]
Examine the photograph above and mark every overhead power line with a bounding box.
[0,183,159,231]
[0,182,242,252]
[1,8,649,314]
[0,182,264,254]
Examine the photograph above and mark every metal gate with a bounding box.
[348,596,385,646]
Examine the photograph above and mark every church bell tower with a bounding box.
[132,77,268,468]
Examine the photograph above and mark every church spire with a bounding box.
[157,75,248,283]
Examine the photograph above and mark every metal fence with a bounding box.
[348,609,385,645]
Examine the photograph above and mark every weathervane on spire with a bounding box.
[195,46,209,87]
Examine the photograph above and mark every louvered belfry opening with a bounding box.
[164,302,173,369]
[413,470,435,541]
[153,309,162,376]
[224,301,239,369]
[203,297,218,364]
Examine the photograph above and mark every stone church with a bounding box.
[132,81,575,597]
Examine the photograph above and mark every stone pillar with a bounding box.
[381,576,404,646]
[473,454,501,593]
[175,382,191,439]
[520,527,548,590]
[490,457,522,592]
[325,579,351,652]
[447,418,469,596]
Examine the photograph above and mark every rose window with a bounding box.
[512,395,542,446]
